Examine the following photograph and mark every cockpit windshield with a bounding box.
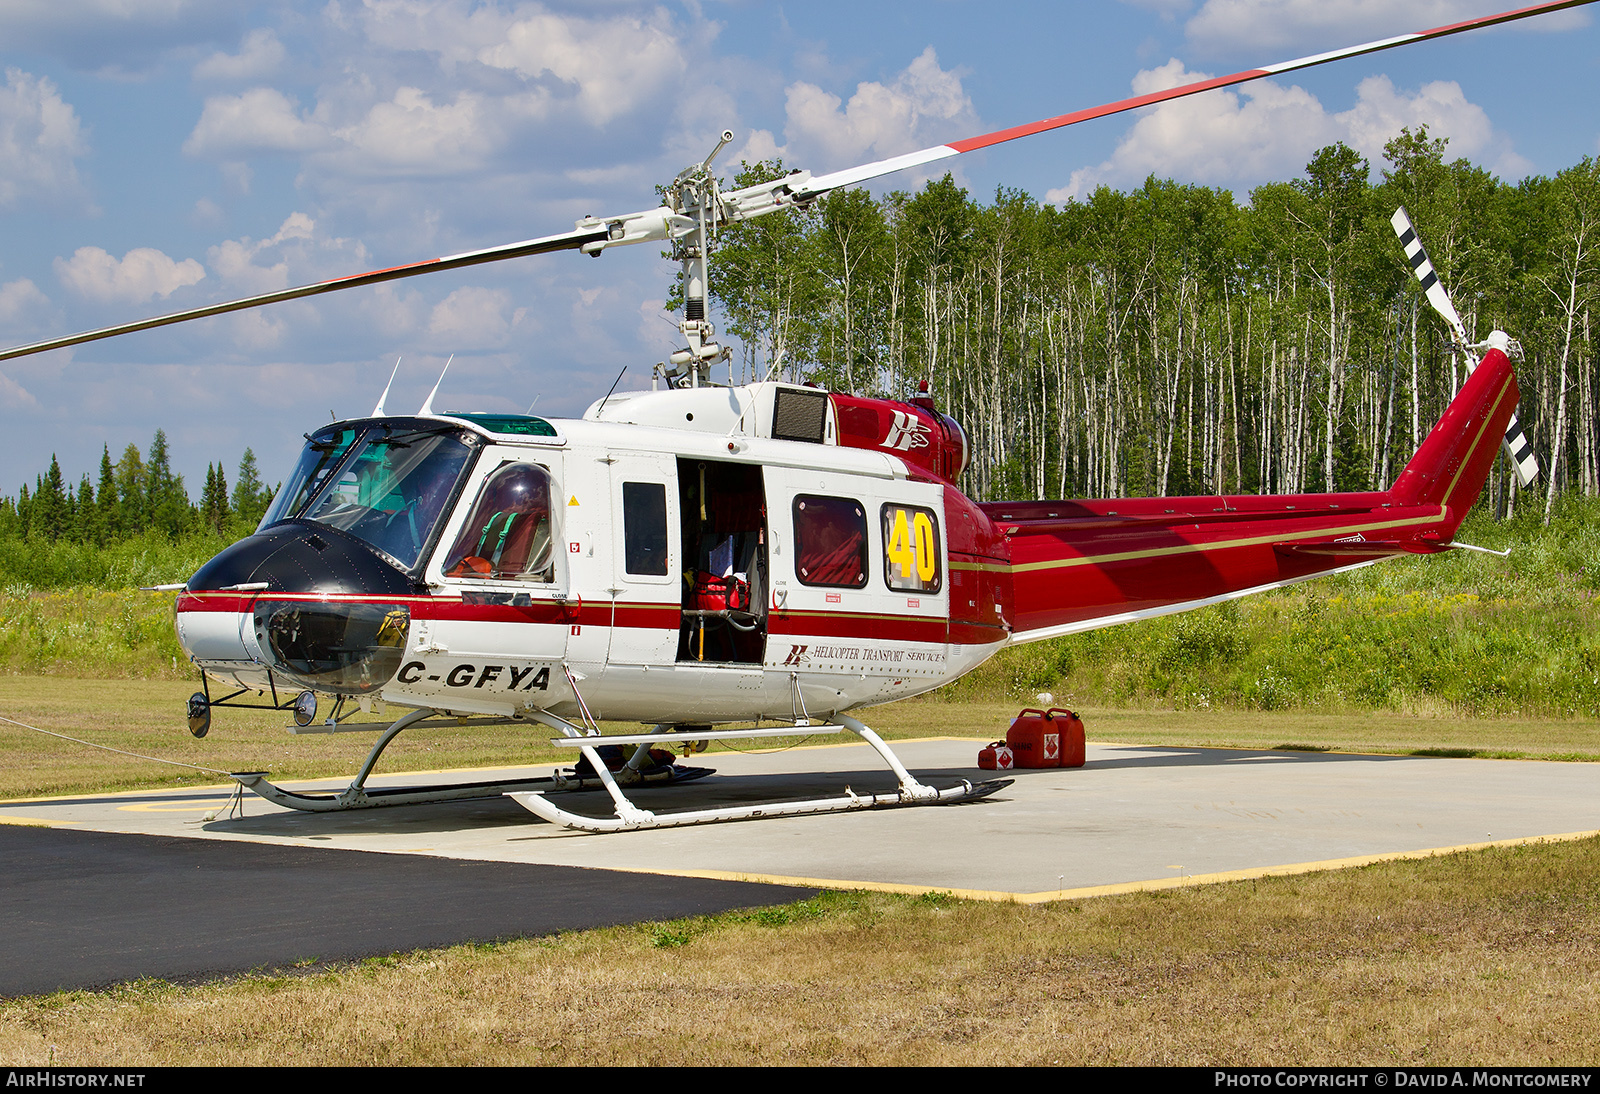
[258,427,358,531]
[260,422,477,570]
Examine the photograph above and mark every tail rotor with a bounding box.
[1390,206,1538,487]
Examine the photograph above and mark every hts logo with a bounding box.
[880,410,932,451]
[782,644,811,666]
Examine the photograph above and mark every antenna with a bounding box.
[372,357,402,417]
[594,365,627,419]
[419,354,454,416]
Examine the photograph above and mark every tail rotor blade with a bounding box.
[1391,206,1538,487]
[1391,207,1468,347]
[1503,412,1540,486]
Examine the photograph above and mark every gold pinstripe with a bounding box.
[952,507,1446,577]
[1442,370,1515,501]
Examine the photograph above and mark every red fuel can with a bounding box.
[1006,708,1062,768]
[977,741,1014,770]
[1050,708,1086,768]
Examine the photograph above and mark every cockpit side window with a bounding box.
[441,462,555,582]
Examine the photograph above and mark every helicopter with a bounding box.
[0,1,1571,831]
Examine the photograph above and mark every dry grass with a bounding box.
[3,679,1599,802]
[4,676,1600,1064]
[2,840,1598,1065]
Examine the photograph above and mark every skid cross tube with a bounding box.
[509,712,1011,831]
[229,707,562,811]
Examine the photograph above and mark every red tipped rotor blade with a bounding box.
[799,0,1594,197]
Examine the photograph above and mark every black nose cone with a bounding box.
[188,522,416,695]
[188,521,416,596]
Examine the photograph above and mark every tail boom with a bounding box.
[986,348,1519,643]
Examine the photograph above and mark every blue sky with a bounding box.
[0,0,1595,494]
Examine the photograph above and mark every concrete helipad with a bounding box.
[5,737,1597,900]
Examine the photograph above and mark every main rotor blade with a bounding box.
[796,0,1595,199]
[1390,205,1539,487]
[0,225,608,364]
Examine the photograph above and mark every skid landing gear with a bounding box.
[228,707,710,812]
[509,712,1011,832]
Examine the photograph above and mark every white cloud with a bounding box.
[427,286,525,348]
[1183,0,1587,53]
[329,88,497,173]
[476,8,688,126]
[1047,60,1526,202]
[0,68,87,210]
[54,246,205,303]
[193,28,286,82]
[184,87,326,157]
[782,46,977,168]
[0,278,53,330]
[224,307,288,351]
[350,1,689,126]
[357,284,423,341]
[208,211,316,293]
[1340,74,1529,177]
[0,369,37,410]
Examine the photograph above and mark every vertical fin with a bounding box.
[1390,347,1519,526]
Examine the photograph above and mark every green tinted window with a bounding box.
[443,413,559,437]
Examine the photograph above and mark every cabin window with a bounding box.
[622,481,669,576]
[441,462,555,582]
[792,495,868,588]
[881,503,942,594]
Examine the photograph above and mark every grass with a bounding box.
[4,681,1600,803]
[2,679,1598,1064]
[2,841,1599,1065]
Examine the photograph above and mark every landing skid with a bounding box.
[227,707,712,812]
[509,712,1012,832]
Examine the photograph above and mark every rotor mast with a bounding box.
[659,130,735,389]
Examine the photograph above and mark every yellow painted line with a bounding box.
[0,814,75,827]
[1009,828,1600,903]
[602,829,1600,905]
[118,801,224,813]
[574,864,1022,903]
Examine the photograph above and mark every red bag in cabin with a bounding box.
[693,572,751,613]
[978,741,1014,770]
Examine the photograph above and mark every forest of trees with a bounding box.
[5,124,1598,558]
[0,433,274,549]
[706,127,1600,522]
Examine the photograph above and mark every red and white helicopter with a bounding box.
[0,1,1570,831]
